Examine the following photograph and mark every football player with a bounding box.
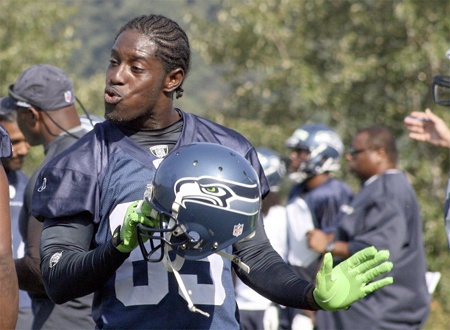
[283,123,354,329]
[33,14,393,329]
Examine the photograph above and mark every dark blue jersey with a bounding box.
[288,178,354,233]
[32,111,271,329]
[0,124,12,158]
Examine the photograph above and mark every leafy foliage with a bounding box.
[0,0,79,89]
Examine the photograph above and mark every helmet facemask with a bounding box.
[136,210,193,263]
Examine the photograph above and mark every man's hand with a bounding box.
[263,304,279,330]
[404,109,450,148]
[313,246,393,311]
[113,200,159,253]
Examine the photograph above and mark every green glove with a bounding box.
[313,246,394,311]
[113,200,159,253]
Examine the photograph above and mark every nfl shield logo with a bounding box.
[233,223,244,237]
[150,145,169,158]
[64,91,73,103]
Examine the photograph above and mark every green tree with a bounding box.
[0,0,79,90]
[0,0,80,173]
[189,0,449,134]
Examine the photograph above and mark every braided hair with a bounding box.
[116,15,190,99]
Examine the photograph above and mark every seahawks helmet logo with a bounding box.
[173,176,260,216]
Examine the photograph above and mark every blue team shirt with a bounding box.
[32,111,269,329]
[0,124,11,158]
[288,177,354,233]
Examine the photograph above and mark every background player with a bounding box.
[283,123,353,329]
[308,125,430,329]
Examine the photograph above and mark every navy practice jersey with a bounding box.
[288,178,354,233]
[0,124,12,158]
[32,111,270,329]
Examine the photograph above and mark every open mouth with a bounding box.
[104,88,122,104]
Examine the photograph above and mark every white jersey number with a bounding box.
[110,202,226,306]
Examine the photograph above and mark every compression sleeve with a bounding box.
[233,215,321,311]
[40,215,129,304]
[14,215,46,295]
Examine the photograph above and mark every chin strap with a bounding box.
[158,196,250,317]
[162,248,210,318]
[160,247,251,318]
[216,250,251,274]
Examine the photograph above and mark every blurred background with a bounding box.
[1,0,448,328]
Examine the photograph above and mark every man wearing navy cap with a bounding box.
[1,64,94,329]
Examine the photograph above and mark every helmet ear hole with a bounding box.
[170,222,212,255]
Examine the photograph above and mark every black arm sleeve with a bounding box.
[233,216,321,311]
[15,215,46,295]
[40,215,129,304]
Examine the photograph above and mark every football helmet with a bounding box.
[285,123,343,182]
[137,142,261,261]
[256,147,286,192]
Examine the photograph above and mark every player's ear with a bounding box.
[372,147,385,165]
[19,106,40,128]
[164,68,185,93]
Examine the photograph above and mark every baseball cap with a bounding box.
[7,64,75,111]
[0,96,16,115]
